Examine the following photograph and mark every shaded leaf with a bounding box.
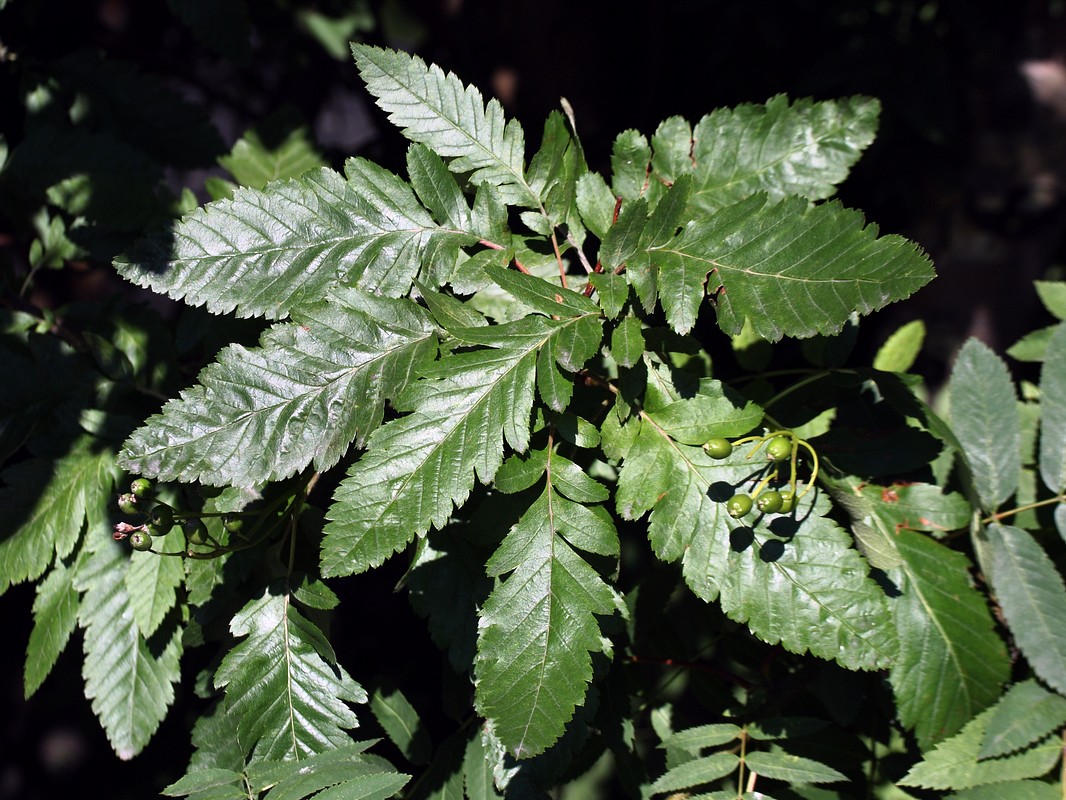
[948,338,1021,510]
[1038,322,1066,492]
[649,752,739,793]
[873,319,926,373]
[979,679,1066,760]
[985,523,1066,696]
[900,705,1061,790]
[889,531,1010,749]
[219,105,326,188]
[743,751,846,784]
[369,684,432,765]
[0,440,118,594]
[125,546,185,638]
[25,561,79,697]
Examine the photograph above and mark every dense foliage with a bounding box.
[4,8,1066,799]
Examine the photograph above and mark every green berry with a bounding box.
[129,531,153,551]
[778,491,796,513]
[129,477,154,499]
[765,436,792,462]
[221,513,244,534]
[117,492,140,516]
[183,518,210,546]
[148,503,175,535]
[755,490,783,514]
[726,494,753,519]
[703,438,733,459]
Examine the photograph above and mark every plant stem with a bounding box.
[982,494,1066,525]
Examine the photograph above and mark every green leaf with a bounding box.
[615,421,897,670]
[948,338,1022,510]
[660,723,743,754]
[653,194,934,339]
[464,729,504,800]
[984,523,1066,696]
[742,751,846,784]
[575,172,617,238]
[1039,322,1066,492]
[1008,326,1057,362]
[649,752,739,793]
[213,586,366,762]
[483,264,600,318]
[873,319,926,373]
[949,780,1062,800]
[322,316,598,577]
[644,378,763,445]
[589,272,629,319]
[163,767,245,799]
[25,561,79,697]
[600,196,648,271]
[611,316,645,368]
[249,744,409,800]
[115,162,470,320]
[75,538,183,760]
[527,110,586,234]
[370,684,432,766]
[611,129,652,201]
[1035,280,1066,320]
[352,44,534,207]
[119,291,436,488]
[407,143,473,231]
[665,95,880,215]
[219,105,326,188]
[0,440,118,594]
[474,486,618,758]
[889,531,1010,749]
[979,679,1066,760]
[125,546,184,638]
[899,704,1062,790]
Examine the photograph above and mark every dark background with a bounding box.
[3,1,1066,797]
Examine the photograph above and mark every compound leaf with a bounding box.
[979,679,1066,760]
[889,531,1010,749]
[115,162,471,320]
[899,705,1061,790]
[655,95,880,214]
[0,439,118,594]
[649,753,739,794]
[76,538,182,760]
[984,523,1066,696]
[352,44,534,207]
[948,338,1022,510]
[475,486,617,758]
[218,106,326,189]
[653,194,934,339]
[119,291,436,488]
[615,420,897,670]
[322,315,598,577]
[213,586,366,762]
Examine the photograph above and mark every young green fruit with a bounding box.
[222,513,244,534]
[148,503,175,535]
[129,531,153,551]
[703,438,733,459]
[726,494,754,519]
[778,491,796,513]
[755,490,783,513]
[130,477,154,499]
[183,518,210,546]
[765,436,792,462]
[117,492,140,516]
